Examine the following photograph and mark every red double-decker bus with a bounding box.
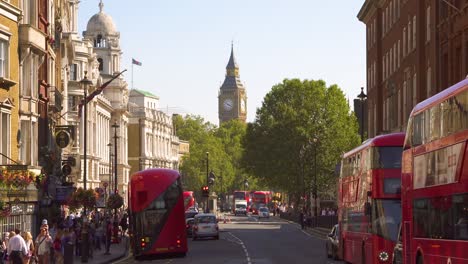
[128,169,188,258]
[397,79,468,264]
[183,191,195,211]
[251,191,271,214]
[338,133,405,263]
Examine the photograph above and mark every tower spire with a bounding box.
[99,0,104,13]
[226,43,238,70]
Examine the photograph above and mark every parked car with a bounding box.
[186,218,195,237]
[258,207,270,218]
[326,224,340,260]
[192,213,219,240]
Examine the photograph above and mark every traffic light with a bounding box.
[61,156,76,177]
[202,186,209,197]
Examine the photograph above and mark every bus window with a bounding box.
[412,113,424,146]
[372,147,403,169]
[372,199,401,242]
[429,105,440,141]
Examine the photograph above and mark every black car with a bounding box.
[186,218,195,237]
[326,224,340,260]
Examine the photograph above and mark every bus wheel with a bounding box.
[416,255,423,264]
[340,239,345,260]
[362,245,366,264]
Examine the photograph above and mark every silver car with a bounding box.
[258,207,270,218]
[192,213,219,240]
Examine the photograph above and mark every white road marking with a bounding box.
[228,232,252,264]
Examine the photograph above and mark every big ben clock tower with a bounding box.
[218,44,247,124]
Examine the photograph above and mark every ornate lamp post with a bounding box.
[112,122,119,194]
[80,72,92,193]
[107,143,112,198]
[357,87,367,143]
[79,72,92,263]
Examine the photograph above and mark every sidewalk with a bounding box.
[273,215,331,239]
[72,234,129,264]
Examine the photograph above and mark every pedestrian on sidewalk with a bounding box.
[119,214,128,236]
[8,229,28,264]
[35,227,52,264]
[22,231,34,264]
[104,219,112,255]
[299,210,305,229]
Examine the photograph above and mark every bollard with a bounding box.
[64,242,74,264]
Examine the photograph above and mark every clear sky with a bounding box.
[78,1,366,125]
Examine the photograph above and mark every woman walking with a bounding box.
[22,232,34,264]
[34,228,52,264]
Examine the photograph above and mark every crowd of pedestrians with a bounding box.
[0,209,129,264]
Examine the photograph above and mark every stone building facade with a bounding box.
[128,89,180,177]
[358,0,468,137]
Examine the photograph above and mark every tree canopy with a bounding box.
[173,115,262,198]
[242,79,360,204]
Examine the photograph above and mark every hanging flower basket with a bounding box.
[107,193,124,210]
[67,188,97,212]
[0,170,36,189]
[0,201,11,218]
[34,173,47,191]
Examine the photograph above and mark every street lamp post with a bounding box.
[112,122,119,194]
[312,137,318,218]
[107,143,112,198]
[80,72,92,193]
[205,152,209,213]
[357,87,367,143]
[80,72,92,263]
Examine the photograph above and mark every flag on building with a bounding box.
[132,58,142,66]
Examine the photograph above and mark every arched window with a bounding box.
[96,34,102,47]
[98,58,103,71]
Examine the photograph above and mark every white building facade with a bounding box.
[128,89,180,176]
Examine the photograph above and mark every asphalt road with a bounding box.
[115,213,344,264]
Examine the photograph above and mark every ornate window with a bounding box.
[0,99,12,164]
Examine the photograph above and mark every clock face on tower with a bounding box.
[223,98,233,111]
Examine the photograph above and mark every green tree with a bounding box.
[242,79,360,207]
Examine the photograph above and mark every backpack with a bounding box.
[53,238,61,251]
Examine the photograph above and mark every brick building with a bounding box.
[358,0,468,137]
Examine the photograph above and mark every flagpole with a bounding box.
[132,61,134,89]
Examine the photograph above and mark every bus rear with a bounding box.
[339,133,404,264]
[183,191,195,211]
[128,168,188,258]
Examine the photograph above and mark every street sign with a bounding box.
[56,186,75,202]
[55,130,71,148]
[55,125,75,148]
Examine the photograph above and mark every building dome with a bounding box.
[86,1,117,34]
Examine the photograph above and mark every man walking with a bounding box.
[8,229,28,264]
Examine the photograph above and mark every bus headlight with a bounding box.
[378,251,389,262]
